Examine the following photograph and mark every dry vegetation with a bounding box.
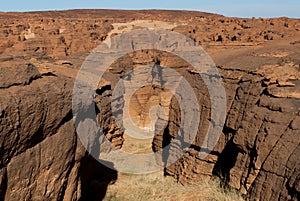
[103,171,245,201]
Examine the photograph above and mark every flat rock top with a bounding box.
[0,9,220,19]
[0,9,299,88]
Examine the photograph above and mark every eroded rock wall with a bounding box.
[0,10,299,201]
[155,46,300,201]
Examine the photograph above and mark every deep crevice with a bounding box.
[286,180,300,201]
[0,168,7,201]
[78,155,118,201]
[212,138,240,185]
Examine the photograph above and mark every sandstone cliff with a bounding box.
[0,10,299,201]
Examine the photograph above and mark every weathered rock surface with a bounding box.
[155,32,300,201]
[0,9,299,201]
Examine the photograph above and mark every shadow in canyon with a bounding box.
[212,135,239,186]
[78,156,118,201]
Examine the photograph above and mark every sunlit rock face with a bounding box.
[0,9,299,201]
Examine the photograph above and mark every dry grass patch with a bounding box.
[103,171,245,201]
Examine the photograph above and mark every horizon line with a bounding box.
[0,8,298,19]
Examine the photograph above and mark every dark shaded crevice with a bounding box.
[78,155,118,201]
[241,114,265,190]
[162,126,174,150]
[258,168,288,179]
[55,109,74,133]
[223,125,238,136]
[0,73,41,89]
[0,75,40,89]
[0,168,7,201]
[189,145,220,156]
[261,85,300,101]
[286,179,300,201]
[152,124,173,172]
[0,68,57,90]
[245,147,258,180]
[40,72,57,77]
[216,65,264,78]
[212,138,240,185]
[74,92,118,201]
[161,126,174,171]
[96,85,111,95]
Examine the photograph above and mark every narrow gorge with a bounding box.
[0,10,299,201]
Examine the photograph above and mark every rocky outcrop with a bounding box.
[0,9,299,201]
[159,64,300,200]
[0,60,118,201]
[154,37,300,201]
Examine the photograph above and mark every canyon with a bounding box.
[0,10,299,200]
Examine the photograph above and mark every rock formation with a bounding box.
[0,10,299,201]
